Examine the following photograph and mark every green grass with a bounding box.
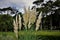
[0,32,17,40]
[0,30,60,40]
[18,30,60,40]
[19,30,60,36]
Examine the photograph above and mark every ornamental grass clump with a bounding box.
[28,8,37,29]
[23,7,37,30]
[23,7,30,30]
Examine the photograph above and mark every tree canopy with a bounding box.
[0,14,13,32]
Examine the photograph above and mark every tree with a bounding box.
[0,14,13,32]
[0,7,18,15]
[33,0,45,30]
[33,0,60,30]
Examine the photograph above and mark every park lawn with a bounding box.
[18,30,60,40]
[0,30,60,40]
[0,30,60,37]
[0,32,17,40]
[0,32,15,37]
[19,30,60,36]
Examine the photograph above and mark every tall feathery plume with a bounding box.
[13,15,18,38]
[15,15,18,38]
[19,15,22,30]
[36,12,42,31]
[28,8,37,29]
[27,7,31,29]
[23,7,29,30]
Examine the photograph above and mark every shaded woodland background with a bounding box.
[0,0,60,32]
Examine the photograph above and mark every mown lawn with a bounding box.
[19,30,60,40]
[0,30,60,40]
[0,32,17,40]
[19,30,60,36]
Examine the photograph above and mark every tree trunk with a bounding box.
[59,21,60,29]
[50,17,53,30]
[40,14,43,30]
[5,28,7,32]
[40,19,43,30]
[40,23,42,30]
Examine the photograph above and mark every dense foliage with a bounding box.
[0,0,60,31]
[33,0,60,30]
[0,14,13,32]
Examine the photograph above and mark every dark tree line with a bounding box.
[0,7,19,32]
[0,0,60,31]
[0,7,18,15]
[0,14,13,32]
[33,0,60,30]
